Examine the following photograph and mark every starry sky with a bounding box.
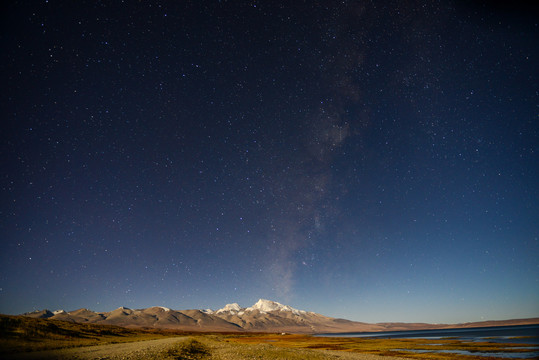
[1,1,538,324]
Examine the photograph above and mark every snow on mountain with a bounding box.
[210,299,307,316]
[216,303,242,314]
[246,299,306,315]
[53,309,66,315]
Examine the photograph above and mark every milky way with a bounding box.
[1,1,538,323]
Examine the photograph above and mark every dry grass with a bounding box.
[223,333,536,360]
[191,335,386,360]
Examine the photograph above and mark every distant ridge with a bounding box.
[20,299,539,333]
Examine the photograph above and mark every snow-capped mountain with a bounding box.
[21,299,378,333]
[214,302,242,314]
[211,299,306,316]
[21,301,539,333]
[246,299,307,315]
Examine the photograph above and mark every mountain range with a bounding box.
[21,299,539,333]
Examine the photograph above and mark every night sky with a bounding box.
[1,1,538,324]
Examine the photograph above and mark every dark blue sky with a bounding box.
[1,1,538,323]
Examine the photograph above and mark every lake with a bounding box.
[320,324,538,342]
[319,324,539,358]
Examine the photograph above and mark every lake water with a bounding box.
[319,324,539,358]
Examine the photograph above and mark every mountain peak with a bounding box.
[246,299,306,315]
[250,299,282,312]
[212,299,306,316]
[216,303,242,314]
[22,309,54,318]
